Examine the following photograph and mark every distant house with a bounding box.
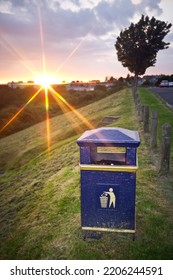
[89,80,100,84]
[143,75,161,85]
[103,76,117,87]
[66,81,95,91]
[102,82,115,88]
[7,81,36,89]
[7,81,21,89]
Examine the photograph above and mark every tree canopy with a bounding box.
[115,15,172,78]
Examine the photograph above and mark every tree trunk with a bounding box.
[134,74,138,90]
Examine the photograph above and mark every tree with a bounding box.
[115,15,172,87]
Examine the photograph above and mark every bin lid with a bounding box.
[77,127,140,147]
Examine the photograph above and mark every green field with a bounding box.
[0,87,173,259]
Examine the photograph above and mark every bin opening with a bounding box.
[93,147,126,165]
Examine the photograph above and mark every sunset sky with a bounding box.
[0,0,173,84]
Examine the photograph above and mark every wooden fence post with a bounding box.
[132,87,137,100]
[134,92,139,107]
[159,123,171,175]
[143,106,149,132]
[138,104,144,122]
[150,110,158,149]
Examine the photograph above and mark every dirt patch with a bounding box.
[100,116,120,126]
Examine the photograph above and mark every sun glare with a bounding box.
[35,74,58,88]
[0,6,94,152]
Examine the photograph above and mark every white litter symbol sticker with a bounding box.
[100,188,116,208]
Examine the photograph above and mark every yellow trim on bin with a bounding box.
[79,164,138,172]
[82,226,135,234]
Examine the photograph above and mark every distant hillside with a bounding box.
[0,84,124,138]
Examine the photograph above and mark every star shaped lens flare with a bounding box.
[0,6,94,151]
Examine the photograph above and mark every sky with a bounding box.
[0,0,173,84]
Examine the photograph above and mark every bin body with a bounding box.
[77,127,140,235]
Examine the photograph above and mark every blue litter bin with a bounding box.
[77,127,140,238]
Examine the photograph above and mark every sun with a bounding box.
[35,74,60,88]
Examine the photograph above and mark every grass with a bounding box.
[139,87,173,141]
[0,87,173,259]
[138,87,173,202]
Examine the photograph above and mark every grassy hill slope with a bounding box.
[0,84,123,138]
[0,88,173,259]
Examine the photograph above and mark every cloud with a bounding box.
[0,0,164,41]
[0,0,172,82]
[95,0,135,27]
[138,0,162,14]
